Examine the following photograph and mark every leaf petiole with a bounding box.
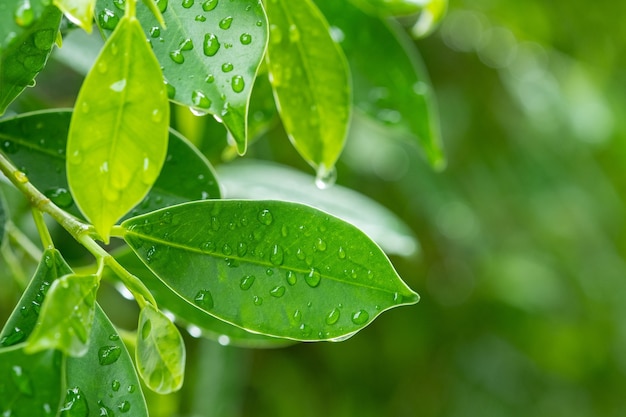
[31,208,54,250]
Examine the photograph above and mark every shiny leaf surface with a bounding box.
[122,200,418,341]
[53,0,96,32]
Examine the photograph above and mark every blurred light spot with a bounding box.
[329,26,344,43]
[186,324,202,338]
[372,141,410,181]
[115,283,134,300]
[477,27,517,69]
[436,201,479,242]
[441,10,486,52]
[218,335,231,346]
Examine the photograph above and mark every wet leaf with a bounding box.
[94,0,269,154]
[316,0,446,168]
[0,110,220,220]
[25,273,100,357]
[53,0,96,32]
[122,200,419,341]
[0,1,62,114]
[264,0,351,181]
[67,15,169,242]
[136,304,185,394]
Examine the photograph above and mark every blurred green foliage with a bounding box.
[3,0,626,416]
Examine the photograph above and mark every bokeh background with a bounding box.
[3,0,626,416]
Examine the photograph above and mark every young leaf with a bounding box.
[53,0,96,32]
[67,15,169,242]
[0,344,64,417]
[122,200,419,341]
[25,273,100,357]
[0,110,220,220]
[64,306,149,417]
[264,0,351,181]
[316,0,446,168]
[136,304,185,394]
[217,160,419,257]
[0,2,62,114]
[94,0,269,154]
[114,247,295,348]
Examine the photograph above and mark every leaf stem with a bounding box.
[31,208,54,250]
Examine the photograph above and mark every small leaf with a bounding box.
[316,0,445,168]
[25,273,100,356]
[264,0,351,180]
[67,15,169,242]
[122,200,419,341]
[136,304,185,394]
[217,160,419,257]
[0,1,62,114]
[0,110,220,220]
[53,0,96,32]
[411,0,448,38]
[0,344,64,416]
[94,0,269,154]
[65,306,149,417]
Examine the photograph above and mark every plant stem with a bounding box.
[31,208,54,250]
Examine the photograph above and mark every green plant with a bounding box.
[0,0,446,415]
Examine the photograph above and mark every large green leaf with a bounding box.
[25,273,100,357]
[0,1,62,114]
[114,247,294,348]
[121,200,418,341]
[0,344,63,417]
[217,160,419,257]
[64,306,149,417]
[264,0,351,182]
[95,0,269,154]
[0,110,221,220]
[136,304,185,394]
[67,15,170,242]
[316,0,445,168]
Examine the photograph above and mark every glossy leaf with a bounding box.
[53,0,96,32]
[113,247,294,348]
[65,306,149,417]
[264,0,351,181]
[0,249,72,347]
[218,160,419,257]
[136,304,185,394]
[0,110,220,220]
[67,15,170,242]
[349,0,426,16]
[411,0,448,38]
[25,273,100,356]
[0,1,62,114]
[95,0,269,154]
[122,200,419,341]
[316,0,446,168]
[0,344,63,417]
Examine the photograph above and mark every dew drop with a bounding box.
[201,241,216,252]
[326,308,341,325]
[118,400,131,413]
[60,387,89,417]
[270,286,285,298]
[11,366,33,396]
[240,33,252,45]
[203,33,220,56]
[229,75,245,93]
[351,310,369,325]
[205,74,215,83]
[286,270,297,286]
[393,292,403,304]
[149,26,161,38]
[191,90,211,109]
[237,242,247,256]
[14,0,34,27]
[164,80,176,98]
[219,16,233,29]
[305,268,321,288]
[315,238,327,252]
[240,275,255,290]
[293,309,302,322]
[34,29,54,50]
[269,244,284,266]
[295,248,305,260]
[315,165,337,189]
[98,345,121,365]
[299,323,312,337]
[221,62,234,72]
[222,243,233,256]
[266,268,274,276]
[44,187,73,208]
[0,327,25,346]
[98,9,120,29]
[338,246,347,259]
[113,0,126,9]
[195,14,206,21]
[253,295,263,306]
[202,0,218,11]
[179,38,194,51]
[257,209,273,225]
[169,50,184,64]
[127,384,136,393]
[97,401,115,417]
[155,0,168,12]
[181,0,193,8]
[194,289,214,309]
[111,380,121,391]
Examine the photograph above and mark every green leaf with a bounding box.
[0,249,73,347]
[122,200,419,341]
[0,344,64,417]
[0,110,220,220]
[217,160,419,257]
[94,0,269,154]
[264,0,351,181]
[64,305,149,417]
[25,273,100,356]
[114,247,295,348]
[67,15,170,242]
[349,0,426,16]
[136,304,185,394]
[53,0,96,32]
[411,0,448,38]
[0,190,7,247]
[0,1,62,114]
[316,0,446,168]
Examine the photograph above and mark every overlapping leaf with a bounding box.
[264,0,351,181]
[53,0,96,32]
[122,200,419,341]
[95,0,269,153]
[67,15,170,242]
[0,0,62,114]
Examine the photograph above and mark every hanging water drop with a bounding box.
[315,165,337,189]
[14,0,34,27]
[60,387,89,417]
[203,33,220,56]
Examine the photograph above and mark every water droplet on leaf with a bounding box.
[221,62,234,72]
[182,0,194,7]
[150,27,161,38]
[44,187,73,208]
[98,345,121,365]
[269,244,284,266]
[231,75,245,93]
[202,0,218,11]
[191,90,211,109]
[195,14,206,21]
[257,209,273,225]
[179,38,194,51]
[326,308,341,325]
[270,286,285,298]
[169,50,184,64]
[111,380,121,391]
[118,400,131,413]
[60,387,89,417]
[351,310,369,325]
[155,0,168,12]
[240,33,252,44]
[194,289,214,309]
[219,16,233,29]
[98,9,119,30]
[141,319,152,339]
[253,295,263,306]
[14,0,34,27]
[305,268,321,288]
[286,270,297,286]
[11,366,33,395]
[203,33,220,56]
[240,275,255,290]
